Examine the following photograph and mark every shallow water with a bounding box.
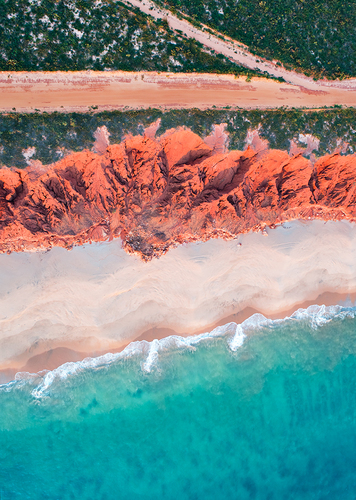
[1,306,356,499]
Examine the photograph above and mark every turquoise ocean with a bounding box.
[1,305,356,499]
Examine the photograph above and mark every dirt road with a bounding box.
[1,71,355,113]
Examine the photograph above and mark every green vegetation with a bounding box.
[0,0,261,76]
[1,108,355,168]
[154,0,356,79]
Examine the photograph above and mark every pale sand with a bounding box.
[1,219,356,383]
[0,290,353,384]
[1,71,356,113]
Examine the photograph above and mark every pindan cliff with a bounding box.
[0,128,355,259]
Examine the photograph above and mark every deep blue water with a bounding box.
[1,306,356,499]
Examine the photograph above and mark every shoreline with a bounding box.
[1,71,356,113]
[2,220,356,384]
[0,291,355,385]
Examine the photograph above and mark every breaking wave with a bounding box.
[2,304,355,399]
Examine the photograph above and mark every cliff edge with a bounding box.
[1,128,355,259]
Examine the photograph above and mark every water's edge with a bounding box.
[2,303,354,399]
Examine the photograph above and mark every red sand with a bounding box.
[1,71,356,113]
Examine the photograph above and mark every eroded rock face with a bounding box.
[1,128,356,259]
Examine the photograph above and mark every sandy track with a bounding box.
[1,71,356,113]
[122,0,356,90]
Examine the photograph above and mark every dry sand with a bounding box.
[1,71,356,113]
[1,219,356,383]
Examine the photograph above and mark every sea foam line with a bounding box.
[1,304,355,399]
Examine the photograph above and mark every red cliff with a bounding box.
[1,128,355,259]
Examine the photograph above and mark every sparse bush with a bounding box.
[1,107,355,168]
[0,0,262,76]
[155,0,356,79]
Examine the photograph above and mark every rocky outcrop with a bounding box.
[1,128,356,260]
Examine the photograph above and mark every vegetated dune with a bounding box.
[0,127,356,259]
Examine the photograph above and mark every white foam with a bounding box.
[290,304,344,328]
[228,324,246,351]
[6,304,350,398]
[142,339,160,373]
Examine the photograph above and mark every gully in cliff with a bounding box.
[0,127,355,259]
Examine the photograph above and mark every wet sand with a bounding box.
[1,220,356,383]
[1,290,354,384]
[1,71,356,113]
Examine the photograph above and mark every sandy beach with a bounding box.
[1,71,356,113]
[1,219,356,382]
[0,289,353,384]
